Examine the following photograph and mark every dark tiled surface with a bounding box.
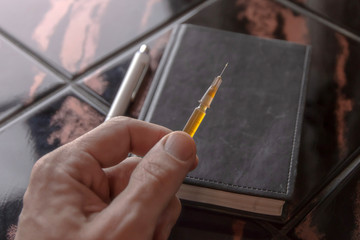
[289,0,360,36]
[2,0,360,239]
[0,0,204,76]
[0,35,63,123]
[289,152,360,240]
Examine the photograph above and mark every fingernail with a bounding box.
[164,132,195,162]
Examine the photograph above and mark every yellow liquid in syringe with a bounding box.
[183,105,206,137]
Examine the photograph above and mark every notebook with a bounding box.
[140,24,310,220]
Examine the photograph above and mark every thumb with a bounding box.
[96,131,197,238]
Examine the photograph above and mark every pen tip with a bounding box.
[139,44,149,53]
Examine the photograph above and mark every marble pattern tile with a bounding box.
[289,154,360,239]
[0,36,63,123]
[289,0,360,35]
[0,0,204,76]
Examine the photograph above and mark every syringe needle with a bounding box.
[219,63,228,77]
[183,63,228,137]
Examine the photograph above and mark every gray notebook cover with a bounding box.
[141,24,310,200]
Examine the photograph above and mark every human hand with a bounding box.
[15,117,198,240]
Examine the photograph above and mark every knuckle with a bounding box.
[31,147,73,182]
[137,159,169,187]
[31,156,52,177]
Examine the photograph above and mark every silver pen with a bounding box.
[105,44,150,120]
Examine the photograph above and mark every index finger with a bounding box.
[73,117,171,168]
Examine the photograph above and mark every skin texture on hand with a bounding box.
[15,117,198,240]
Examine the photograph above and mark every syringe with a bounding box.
[183,63,228,137]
